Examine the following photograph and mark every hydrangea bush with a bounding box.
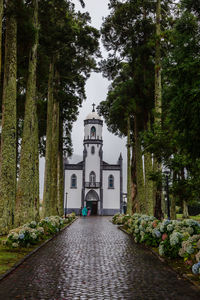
[6,214,76,249]
[112,213,200,274]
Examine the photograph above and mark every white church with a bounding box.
[64,106,123,216]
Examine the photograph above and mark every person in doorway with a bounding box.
[87,207,91,216]
[82,206,88,217]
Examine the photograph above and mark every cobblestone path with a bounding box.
[0,217,200,300]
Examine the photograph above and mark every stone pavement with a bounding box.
[0,217,200,300]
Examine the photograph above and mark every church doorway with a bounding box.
[86,201,98,215]
[85,190,99,215]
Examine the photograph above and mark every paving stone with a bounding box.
[0,216,200,299]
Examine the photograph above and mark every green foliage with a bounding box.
[141,1,200,209]
[160,238,182,258]
[37,0,100,156]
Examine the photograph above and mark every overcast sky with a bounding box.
[40,0,127,197]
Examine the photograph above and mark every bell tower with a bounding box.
[82,105,103,215]
[84,104,103,141]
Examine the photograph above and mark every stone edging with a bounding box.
[0,217,78,282]
[117,224,200,290]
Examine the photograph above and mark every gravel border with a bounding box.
[0,217,78,282]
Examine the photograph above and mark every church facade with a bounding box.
[64,108,123,216]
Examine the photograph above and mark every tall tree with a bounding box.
[15,0,39,225]
[0,0,3,83]
[126,116,132,214]
[0,0,17,233]
[43,59,54,217]
[153,0,163,219]
[42,0,100,216]
[0,0,2,161]
[100,0,156,215]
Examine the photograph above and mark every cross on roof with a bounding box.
[92,103,96,112]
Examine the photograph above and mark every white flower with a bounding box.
[30,221,37,228]
[12,232,19,241]
[31,233,37,240]
[195,251,200,262]
[167,224,174,232]
[170,231,183,246]
[159,244,165,256]
[139,225,145,232]
[178,248,185,257]
[12,242,19,248]
[159,224,165,233]
[37,227,44,234]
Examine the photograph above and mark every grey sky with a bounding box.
[40,0,127,198]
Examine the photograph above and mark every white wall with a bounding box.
[84,123,102,140]
[85,144,101,182]
[103,170,120,209]
[65,170,82,209]
[84,188,100,199]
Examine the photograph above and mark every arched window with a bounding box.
[90,126,96,138]
[89,171,96,183]
[108,175,114,188]
[91,146,95,154]
[71,174,77,188]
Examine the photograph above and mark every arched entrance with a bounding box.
[85,190,99,215]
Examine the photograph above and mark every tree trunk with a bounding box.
[155,0,162,118]
[144,151,154,215]
[181,168,189,219]
[134,115,145,213]
[126,116,132,214]
[0,0,3,165]
[182,200,189,219]
[33,106,40,222]
[57,119,64,216]
[131,142,137,213]
[143,113,154,216]
[154,0,163,219]
[50,92,59,216]
[0,3,17,233]
[15,0,39,226]
[42,59,54,217]
[170,172,176,220]
[0,0,3,82]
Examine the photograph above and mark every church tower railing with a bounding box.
[85,182,101,188]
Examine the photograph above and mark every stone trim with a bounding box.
[84,139,103,145]
[65,164,83,170]
[65,208,120,216]
[102,165,121,170]
[84,119,103,126]
[102,209,120,216]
